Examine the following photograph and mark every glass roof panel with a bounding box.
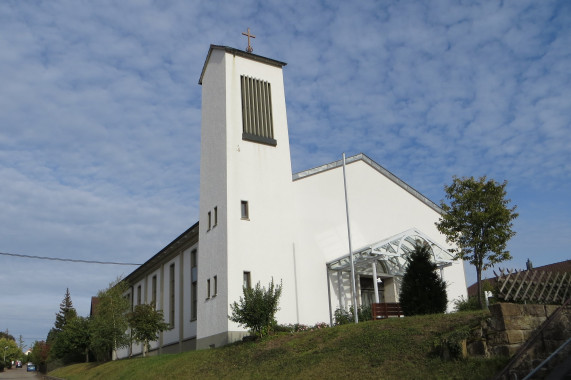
[327,228,454,276]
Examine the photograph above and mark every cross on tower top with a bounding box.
[242,28,256,53]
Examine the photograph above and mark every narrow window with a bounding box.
[243,271,251,289]
[169,263,175,328]
[137,285,141,306]
[207,278,211,299]
[125,293,133,312]
[241,201,249,220]
[213,275,217,296]
[213,207,218,227]
[208,211,211,231]
[152,275,157,309]
[191,250,197,320]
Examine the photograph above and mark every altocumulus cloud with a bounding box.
[0,0,569,348]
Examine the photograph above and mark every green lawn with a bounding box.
[50,311,507,380]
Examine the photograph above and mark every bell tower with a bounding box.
[196,44,297,348]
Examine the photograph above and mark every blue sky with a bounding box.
[1,0,569,349]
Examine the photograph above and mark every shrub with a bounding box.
[334,305,372,325]
[453,296,481,312]
[399,242,448,316]
[229,278,282,337]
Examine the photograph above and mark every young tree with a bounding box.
[436,176,518,309]
[229,279,282,337]
[48,288,79,362]
[53,316,91,363]
[127,304,170,357]
[90,279,130,361]
[0,338,19,369]
[29,340,50,373]
[399,243,448,316]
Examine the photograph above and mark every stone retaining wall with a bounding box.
[467,302,570,378]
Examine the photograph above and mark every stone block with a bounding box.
[544,304,559,316]
[470,326,483,340]
[487,331,509,346]
[490,344,520,357]
[505,330,526,344]
[497,303,525,317]
[521,329,534,342]
[523,304,547,317]
[489,303,504,318]
[460,339,468,359]
[487,314,505,331]
[503,315,545,330]
[467,340,487,356]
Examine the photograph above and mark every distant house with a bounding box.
[111,45,468,359]
[467,259,571,298]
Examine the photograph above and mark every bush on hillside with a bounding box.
[399,242,448,316]
[229,278,282,337]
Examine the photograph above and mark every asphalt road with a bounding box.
[0,367,41,379]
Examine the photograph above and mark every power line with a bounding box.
[0,251,142,266]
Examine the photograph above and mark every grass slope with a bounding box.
[50,311,507,380]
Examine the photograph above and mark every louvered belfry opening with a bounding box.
[241,75,277,146]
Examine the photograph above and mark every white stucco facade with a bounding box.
[114,45,467,359]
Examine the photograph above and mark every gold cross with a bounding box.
[242,28,256,53]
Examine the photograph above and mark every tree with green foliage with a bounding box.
[436,176,518,309]
[89,279,131,361]
[127,304,170,357]
[55,288,77,331]
[0,337,20,370]
[229,279,282,337]
[0,330,15,341]
[399,243,448,316]
[53,316,91,363]
[48,288,79,363]
[29,340,50,372]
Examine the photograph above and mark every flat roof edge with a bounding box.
[199,45,287,85]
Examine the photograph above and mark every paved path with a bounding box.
[0,368,41,379]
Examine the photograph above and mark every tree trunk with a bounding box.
[143,340,147,358]
[476,267,484,309]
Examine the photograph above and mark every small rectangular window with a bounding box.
[207,278,211,299]
[243,271,251,289]
[137,285,141,306]
[213,207,218,227]
[241,201,249,220]
[208,211,211,230]
[213,275,217,296]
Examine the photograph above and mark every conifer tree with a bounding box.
[399,243,448,316]
[55,288,77,331]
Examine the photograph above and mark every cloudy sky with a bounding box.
[1,0,569,348]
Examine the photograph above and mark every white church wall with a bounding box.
[293,158,467,321]
[160,255,180,347]
[181,247,197,342]
[197,47,231,347]
[223,51,298,331]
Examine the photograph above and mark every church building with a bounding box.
[115,44,467,358]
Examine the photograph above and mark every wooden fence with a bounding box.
[493,269,570,304]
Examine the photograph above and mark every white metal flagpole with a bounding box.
[342,153,359,323]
